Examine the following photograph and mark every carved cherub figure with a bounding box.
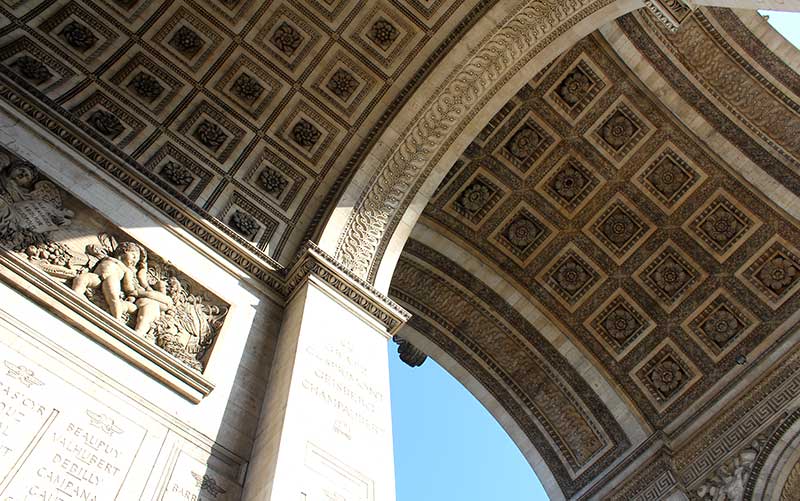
[72,241,174,334]
[0,154,73,236]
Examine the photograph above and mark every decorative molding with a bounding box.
[746,407,800,500]
[643,0,694,33]
[605,448,681,501]
[0,75,408,337]
[0,247,214,403]
[284,242,411,336]
[624,10,800,191]
[335,0,617,280]
[0,74,286,289]
[391,239,630,497]
[604,344,800,498]
[692,431,769,500]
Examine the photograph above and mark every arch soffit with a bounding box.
[322,0,800,293]
[409,7,800,428]
[609,8,800,199]
[748,410,800,501]
[321,0,648,290]
[390,227,642,499]
[386,10,800,496]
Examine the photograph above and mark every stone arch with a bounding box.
[746,408,800,500]
[318,0,800,294]
[379,4,797,499]
[389,222,649,499]
[319,0,648,291]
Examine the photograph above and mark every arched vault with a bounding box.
[388,7,800,499]
[2,0,800,499]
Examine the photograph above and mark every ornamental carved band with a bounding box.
[335,0,614,280]
[644,0,694,32]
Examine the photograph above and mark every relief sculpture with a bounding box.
[0,156,73,240]
[0,149,227,372]
[693,435,766,501]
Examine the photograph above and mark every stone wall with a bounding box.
[0,113,285,500]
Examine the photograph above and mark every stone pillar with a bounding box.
[243,245,409,501]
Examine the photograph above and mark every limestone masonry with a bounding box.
[0,0,799,499]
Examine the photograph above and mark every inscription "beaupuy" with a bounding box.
[0,355,145,501]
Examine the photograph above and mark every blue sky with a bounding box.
[388,11,800,501]
[762,11,800,47]
[388,352,548,500]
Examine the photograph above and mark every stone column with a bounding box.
[243,245,409,501]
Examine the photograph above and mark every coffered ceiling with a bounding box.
[3,0,800,496]
[0,0,492,262]
[419,7,800,425]
[391,8,800,497]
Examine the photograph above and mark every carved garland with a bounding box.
[334,0,632,280]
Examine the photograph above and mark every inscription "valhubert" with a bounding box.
[0,356,146,501]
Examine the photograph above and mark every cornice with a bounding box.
[0,74,409,335]
[0,73,287,290]
[643,0,695,33]
[284,242,411,335]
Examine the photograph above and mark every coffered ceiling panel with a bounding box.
[417,32,800,430]
[0,0,493,262]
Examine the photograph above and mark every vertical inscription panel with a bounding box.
[301,337,386,440]
[0,350,147,501]
[278,282,396,501]
[160,450,240,501]
[300,338,380,501]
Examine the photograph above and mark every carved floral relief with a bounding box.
[0,149,227,372]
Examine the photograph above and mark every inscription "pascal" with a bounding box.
[0,379,47,441]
